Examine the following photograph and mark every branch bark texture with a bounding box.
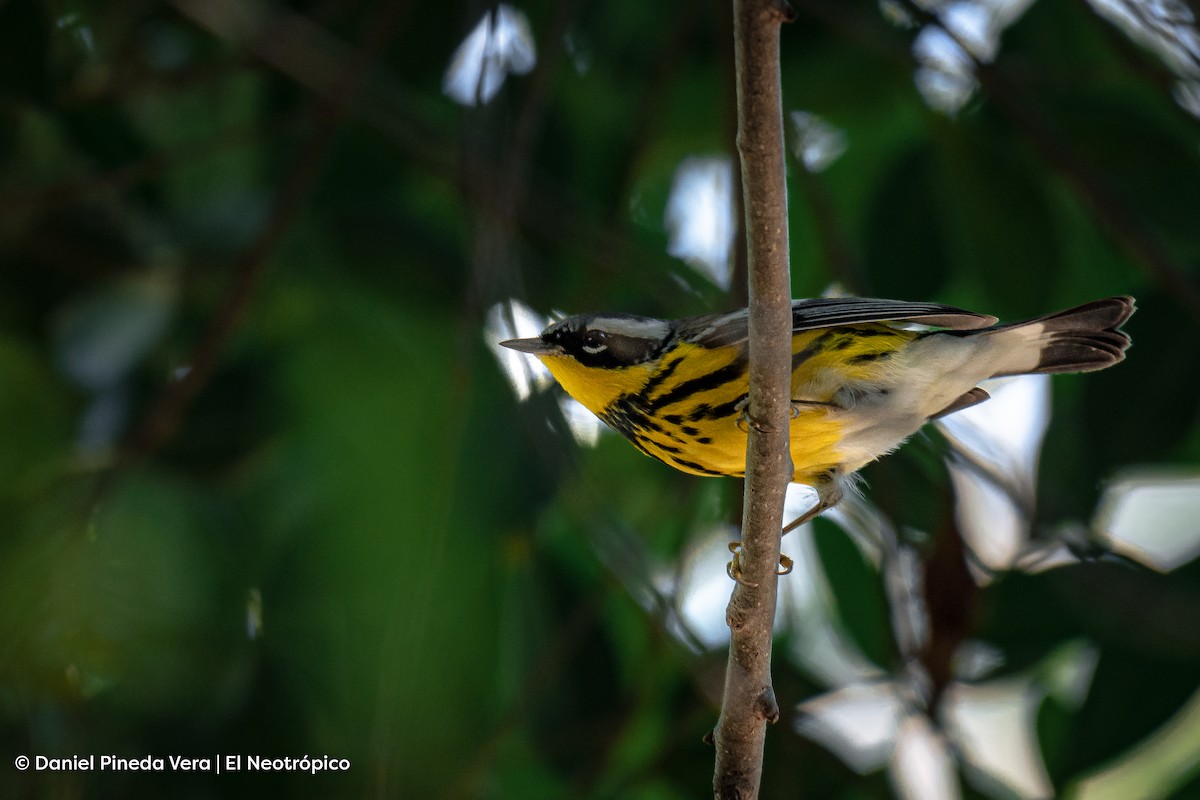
[713,0,795,797]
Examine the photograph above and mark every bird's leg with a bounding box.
[726,475,845,584]
[727,479,843,585]
[726,418,844,583]
[783,474,844,536]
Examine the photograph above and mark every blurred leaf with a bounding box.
[812,520,893,670]
[248,281,518,791]
[0,473,229,716]
[0,336,72,499]
[1068,643,1200,774]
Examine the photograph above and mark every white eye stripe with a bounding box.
[588,317,672,339]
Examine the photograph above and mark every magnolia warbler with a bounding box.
[501,296,1134,526]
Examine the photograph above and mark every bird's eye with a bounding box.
[581,329,608,354]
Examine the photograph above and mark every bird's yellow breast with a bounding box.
[537,331,869,484]
[538,351,655,418]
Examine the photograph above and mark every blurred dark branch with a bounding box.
[796,0,1200,319]
[712,1,795,797]
[94,0,409,501]
[920,515,979,713]
[172,0,446,169]
[910,0,1200,319]
[173,0,679,304]
[0,120,286,222]
[978,70,1200,319]
[98,132,318,493]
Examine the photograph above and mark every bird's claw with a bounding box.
[726,542,793,585]
[734,398,803,433]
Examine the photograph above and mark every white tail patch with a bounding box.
[986,322,1047,378]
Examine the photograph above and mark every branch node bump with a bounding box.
[769,0,796,23]
[756,686,780,724]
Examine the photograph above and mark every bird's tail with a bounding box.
[985,296,1135,378]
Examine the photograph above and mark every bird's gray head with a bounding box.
[501,313,673,368]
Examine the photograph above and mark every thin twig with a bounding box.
[712,0,796,797]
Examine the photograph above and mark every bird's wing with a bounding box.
[679,297,998,348]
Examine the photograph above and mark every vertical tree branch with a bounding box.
[712,1,795,797]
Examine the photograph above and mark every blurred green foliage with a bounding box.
[1,0,1199,798]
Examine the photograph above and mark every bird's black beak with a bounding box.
[500,337,559,355]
